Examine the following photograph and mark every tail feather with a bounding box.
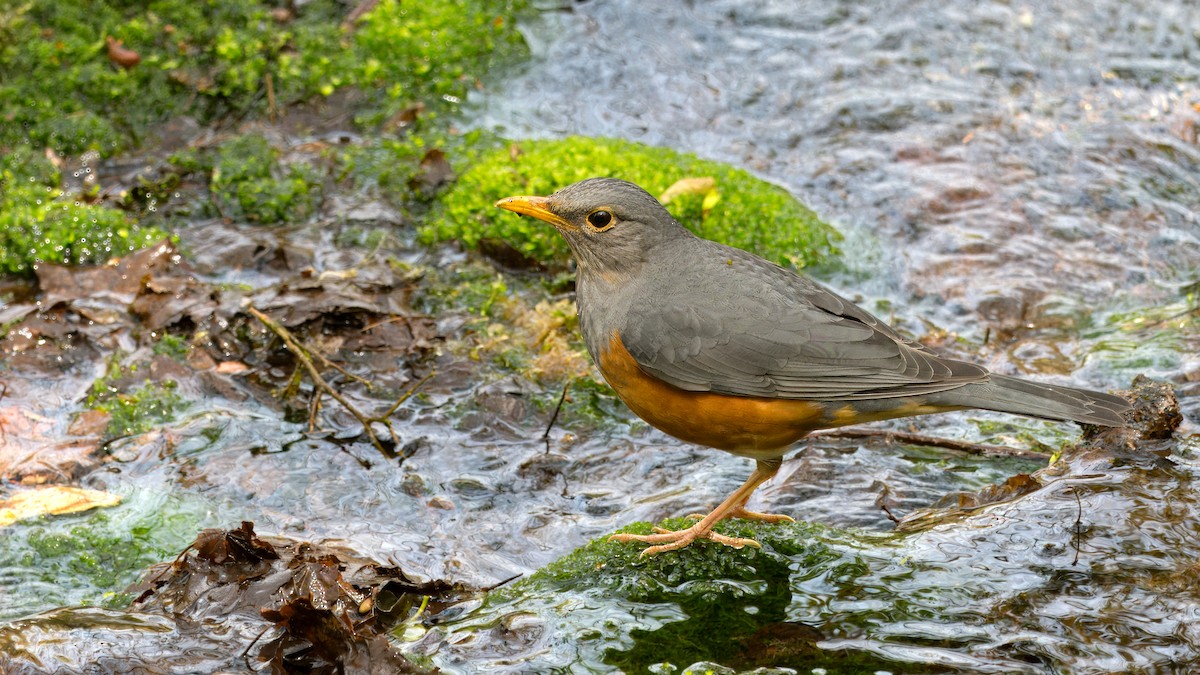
[929,374,1130,426]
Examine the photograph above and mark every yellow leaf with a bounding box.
[658,176,716,204]
[0,487,121,527]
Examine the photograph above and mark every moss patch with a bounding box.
[0,0,530,156]
[493,518,876,672]
[427,136,842,269]
[87,356,187,438]
[0,150,169,276]
[1,501,211,613]
[523,518,843,598]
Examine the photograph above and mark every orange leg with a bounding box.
[609,457,792,556]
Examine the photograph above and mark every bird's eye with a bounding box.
[586,209,614,230]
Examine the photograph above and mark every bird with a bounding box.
[495,178,1130,556]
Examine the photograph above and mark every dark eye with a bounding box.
[587,210,613,230]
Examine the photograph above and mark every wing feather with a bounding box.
[618,244,987,401]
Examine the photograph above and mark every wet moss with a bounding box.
[210,134,322,224]
[495,518,874,672]
[0,0,531,156]
[1,505,208,615]
[91,381,185,438]
[525,519,840,596]
[427,136,842,269]
[0,149,169,276]
[87,357,187,438]
[151,333,190,361]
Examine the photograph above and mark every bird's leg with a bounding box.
[609,458,789,556]
[683,457,794,523]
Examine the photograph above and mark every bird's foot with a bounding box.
[684,505,795,524]
[609,523,761,556]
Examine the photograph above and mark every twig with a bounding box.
[808,427,1049,460]
[342,0,380,30]
[480,572,523,592]
[265,72,277,123]
[542,378,572,441]
[380,370,436,420]
[247,305,434,461]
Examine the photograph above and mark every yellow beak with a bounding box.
[494,195,578,232]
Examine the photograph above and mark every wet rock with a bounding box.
[473,377,536,424]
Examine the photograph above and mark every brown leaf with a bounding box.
[193,521,280,566]
[67,409,112,437]
[37,239,177,311]
[106,36,141,69]
[409,148,455,194]
[0,406,103,484]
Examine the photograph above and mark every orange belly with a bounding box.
[596,332,826,457]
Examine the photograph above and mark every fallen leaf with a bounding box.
[658,176,716,204]
[216,361,250,374]
[105,36,140,69]
[0,406,104,484]
[0,486,121,527]
[409,148,455,194]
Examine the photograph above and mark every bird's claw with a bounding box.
[608,523,762,556]
[684,506,794,524]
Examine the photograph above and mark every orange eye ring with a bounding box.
[587,209,615,231]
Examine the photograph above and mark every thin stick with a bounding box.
[248,305,388,460]
[542,378,572,440]
[380,370,436,419]
[265,72,277,123]
[808,427,1049,460]
[247,305,435,462]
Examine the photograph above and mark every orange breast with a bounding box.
[596,332,826,458]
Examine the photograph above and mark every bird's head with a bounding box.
[495,178,687,281]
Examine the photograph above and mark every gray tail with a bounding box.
[930,374,1130,426]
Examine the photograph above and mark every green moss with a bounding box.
[350,0,530,126]
[411,258,510,319]
[0,0,530,156]
[0,149,169,276]
[524,518,841,599]
[151,333,189,360]
[427,136,842,269]
[209,134,322,224]
[497,518,870,672]
[87,357,187,437]
[92,381,185,438]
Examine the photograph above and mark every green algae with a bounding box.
[427,136,842,269]
[498,519,862,671]
[0,499,212,618]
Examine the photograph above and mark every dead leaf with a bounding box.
[658,176,716,204]
[105,36,140,69]
[0,406,104,484]
[193,521,279,566]
[409,148,455,194]
[37,239,177,311]
[67,409,112,437]
[0,486,121,527]
[216,361,250,374]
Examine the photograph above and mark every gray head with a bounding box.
[495,178,690,280]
